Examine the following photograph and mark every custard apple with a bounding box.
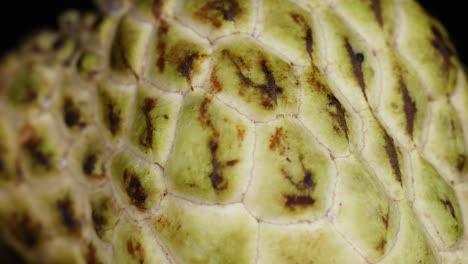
[0,0,467,263]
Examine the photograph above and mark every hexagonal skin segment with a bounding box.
[68,127,111,184]
[299,65,351,156]
[396,0,458,97]
[0,186,51,252]
[18,114,67,178]
[89,186,122,243]
[351,109,405,200]
[127,83,183,164]
[53,77,95,133]
[35,181,89,238]
[210,35,300,121]
[258,221,365,264]
[410,151,464,248]
[333,156,397,261]
[152,196,258,264]
[176,0,256,40]
[147,19,212,93]
[380,200,437,264]
[114,215,169,264]
[166,90,254,203]
[110,149,166,211]
[5,60,56,110]
[96,80,136,138]
[244,118,333,223]
[0,114,18,183]
[423,99,466,183]
[259,0,317,66]
[109,15,153,79]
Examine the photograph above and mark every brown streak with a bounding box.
[345,39,367,101]
[370,0,383,27]
[383,131,402,184]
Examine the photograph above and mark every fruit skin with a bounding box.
[0,0,467,263]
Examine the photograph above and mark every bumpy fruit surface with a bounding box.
[0,0,467,263]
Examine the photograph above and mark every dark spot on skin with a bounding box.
[63,97,87,129]
[226,159,239,167]
[8,212,43,248]
[193,0,240,28]
[208,139,228,191]
[431,26,454,72]
[370,0,383,27]
[126,239,144,264]
[21,129,53,170]
[381,213,389,229]
[227,53,283,109]
[327,94,349,140]
[91,198,110,238]
[210,66,223,94]
[282,169,315,192]
[152,0,163,20]
[456,154,465,172]
[107,102,121,135]
[383,131,402,184]
[400,82,417,137]
[123,169,148,210]
[163,114,169,120]
[345,39,367,101]
[376,239,387,252]
[305,28,313,60]
[440,199,456,219]
[177,53,199,85]
[140,97,158,148]
[57,196,83,235]
[83,153,97,176]
[85,243,99,264]
[284,194,315,209]
[156,21,169,72]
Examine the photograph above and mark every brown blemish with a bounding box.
[126,239,145,264]
[85,242,99,264]
[20,126,53,170]
[208,139,228,191]
[193,0,240,28]
[456,154,465,172]
[269,127,285,152]
[156,21,169,72]
[83,153,97,176]
[400,82,417,137]
[381,213,389,229]
[177,53,199,84]
[376,239,387,252]
[383,131,402,184]
[91,198,109,237]
[56,195,83,235]
[63,97,87,129]
[345,39,367,101]
[284,194,315,209]
[107,101,122,135]
[152,0,163,20]
[327,94,349,140]
[123,169,148,210]
[210,66,223,94]
[440,199,456,219]
[226,159,239,167]
[370,0,383,27]
[236,125,246,142]
[431,26,454,72]
[9,212,43,248]
[283,169,315,191]
[163,114,169,120]
[140,97,158,148]
[226,53,283,108]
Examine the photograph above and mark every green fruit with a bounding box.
[0,0,467,263]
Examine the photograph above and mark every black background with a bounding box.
[0,1,466,63]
